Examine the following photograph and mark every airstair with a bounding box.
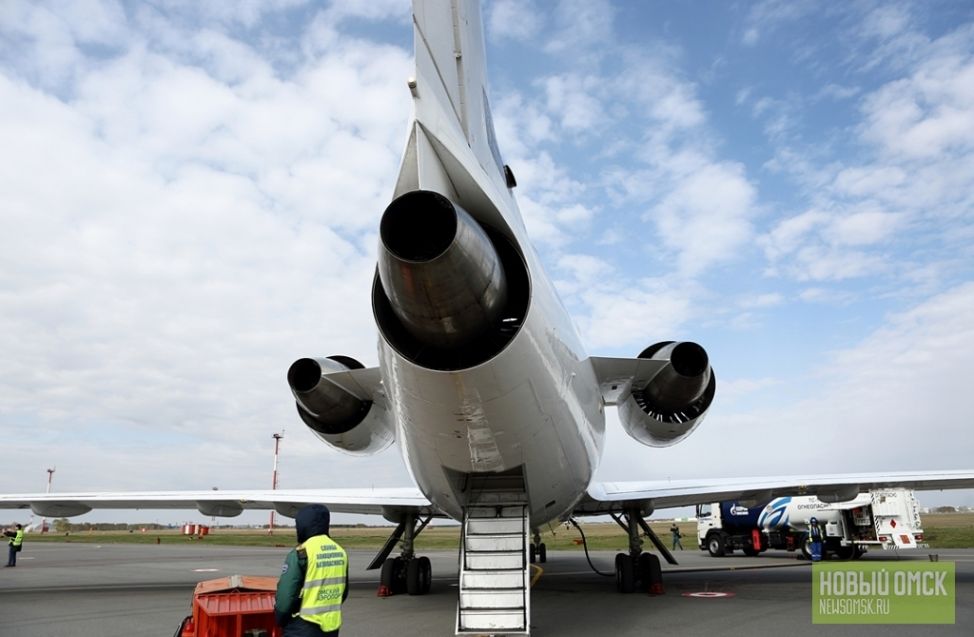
[456,498,530,634]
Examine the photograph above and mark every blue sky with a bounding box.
[1,0,973,525]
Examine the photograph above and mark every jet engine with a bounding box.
[287,355,394,455]
[372,190,529,371]
[618,341,716,447]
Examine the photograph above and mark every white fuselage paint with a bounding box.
[378,243,604,525]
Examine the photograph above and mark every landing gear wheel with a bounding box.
[529,544,537,564]
[615,553,635,593]
[538,543,547,563]
[707,533,726,557]
[406,558,423,595]
[380,557,405,594]
[392,556,406,594]
[418,556,432,594]
[638,552,662,594]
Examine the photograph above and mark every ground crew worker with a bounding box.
[808,516,824,562]
[275,505,349,636]
[669,523,683,550]
[4,524,24,567]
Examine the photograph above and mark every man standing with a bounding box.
[5,524,24,567]
[275,505,349,636]
[808,516,824,562]
[669,522,683,550]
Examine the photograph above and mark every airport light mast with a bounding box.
[42,467,55,533]
[269,432,283,534]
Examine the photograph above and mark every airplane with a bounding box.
[3,0,974,633]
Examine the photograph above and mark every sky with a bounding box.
[1,0,973,526]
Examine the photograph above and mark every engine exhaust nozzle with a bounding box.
[377,190,508,349]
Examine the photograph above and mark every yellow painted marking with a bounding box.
[530,563,543,587]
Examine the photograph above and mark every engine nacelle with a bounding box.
[287,355,394,455]
[618,341,716,447]
[372,190,530,371]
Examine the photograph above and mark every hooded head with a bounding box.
[295,504,331,543]
[810,517,817,524]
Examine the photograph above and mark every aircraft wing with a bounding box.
[0,487,437,521]
[576,470,974,514]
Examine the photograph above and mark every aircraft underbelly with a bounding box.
[379,299,603,524]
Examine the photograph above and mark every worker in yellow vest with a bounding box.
[5,523,25,567]
[275,505,349,636]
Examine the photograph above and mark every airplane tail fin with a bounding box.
[398,0,516,220]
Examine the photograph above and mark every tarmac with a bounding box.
[0,542,971,636]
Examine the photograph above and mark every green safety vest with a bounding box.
[297,534,347,632]
[10,530,24,547]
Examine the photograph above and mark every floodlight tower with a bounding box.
[269,433,283,534]
[42,467,55,533]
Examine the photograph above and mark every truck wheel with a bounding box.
[800,537,811,560]
[742,545,758,557]
[707,533,726,557]
[834,546,855,560]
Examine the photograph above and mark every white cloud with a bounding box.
[649,162,756,276]
[577,279,696,351]
[542,74,604,132]
[739,293,784,309]
[543,0,614,56]
[859,29,974,159]
[0,1,414,500]
[487,0,542,42]
[824,210,903,246]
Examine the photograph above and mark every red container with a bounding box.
[178,575,280,637]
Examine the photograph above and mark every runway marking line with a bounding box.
[682,591,736,598]
[530,563,543,587]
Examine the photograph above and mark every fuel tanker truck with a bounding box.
[696,488,924,559]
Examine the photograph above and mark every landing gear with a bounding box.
[529,528,547,564]
[610,507,669,594]
[374,513,434,596]
[406,555,432,595]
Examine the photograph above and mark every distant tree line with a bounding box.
[50,519,170,532]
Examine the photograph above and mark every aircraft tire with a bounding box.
[406,558,422,595]
[615,553,635,593]
[539,543,547,563]
[418,556,432,594]
[380,558,400,594]
[529,544,536,564]
[392,556,406,594]
[638,552,662,593]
